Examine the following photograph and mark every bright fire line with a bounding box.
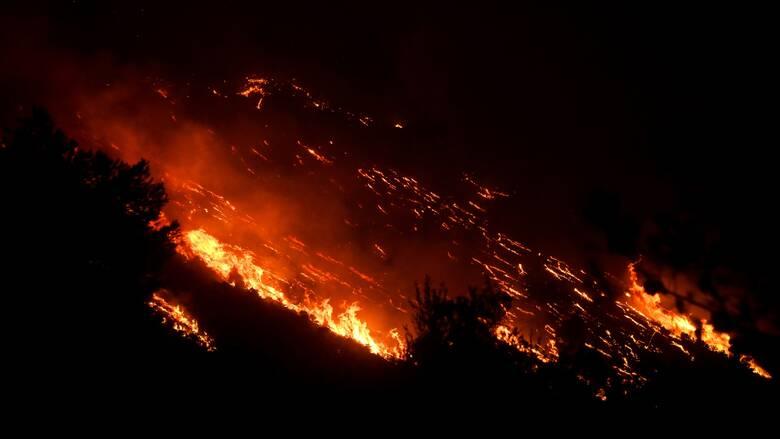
[179,228,405,359]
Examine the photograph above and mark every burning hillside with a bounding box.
[2,3,777,408]
[44,74,766,393]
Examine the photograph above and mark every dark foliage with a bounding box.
[1,108,188,362]
[408,279,511,366]
[404,278,596,407]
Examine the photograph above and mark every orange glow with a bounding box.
[179,229,405,359]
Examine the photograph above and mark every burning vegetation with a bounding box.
[1,70,775,408]
[179,228,404,358]
[148,291,216,352]
[60,72,772,391]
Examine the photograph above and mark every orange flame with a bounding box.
[627,263,731,354]
[179,229,405,359]
[148,292,216,352]
[627,263,771,379]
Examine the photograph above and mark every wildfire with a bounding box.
[148,291,216,352]
[73,72,773,389]
[179,229,405,359]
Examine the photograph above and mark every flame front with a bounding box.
[625,263,771,379]
[180,229,405,359]
[625,263,732,355]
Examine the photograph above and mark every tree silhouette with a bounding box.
[404,278,601,406]
[1,108,186,359]
[406,278,532,399]
[407,278,510,366]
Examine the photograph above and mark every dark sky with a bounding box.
[4,1,774,229]
[2,1,778,333]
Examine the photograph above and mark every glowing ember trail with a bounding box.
[179,229,405,359]
[148,292,216,352]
